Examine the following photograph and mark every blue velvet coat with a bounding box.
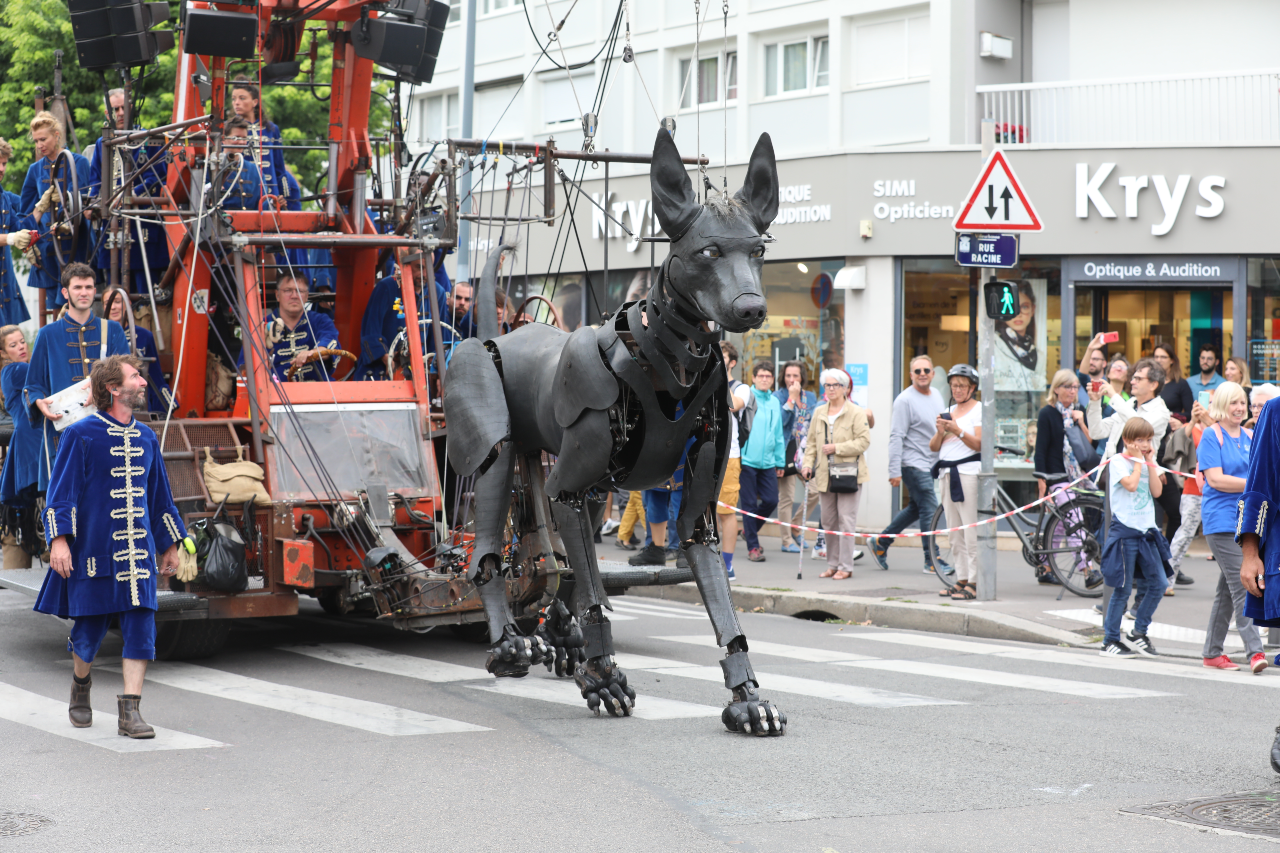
[249,121,286,198]
[0,190,31,326]
[239,310,341,381]
[34,411,186,617]
[24,314,130,490]
[1238,400,1280,626]
[220,156,266,211]
[89,133,169,290]
[0,362,39,503]
[19,152,92,295]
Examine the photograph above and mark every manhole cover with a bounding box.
[1123,791,1280,839]
[0,811,55,837]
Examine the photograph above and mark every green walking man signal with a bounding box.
[983,279,1021,321]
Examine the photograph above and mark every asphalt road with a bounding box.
[3,585,1280,852]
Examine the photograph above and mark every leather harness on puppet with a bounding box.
[443,130,787,735]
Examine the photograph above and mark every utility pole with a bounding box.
[456,0,477,287]
[976,118,998,602]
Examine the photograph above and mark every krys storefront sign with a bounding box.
[592,184,831,251]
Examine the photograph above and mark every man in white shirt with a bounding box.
[1086,358,1170,460]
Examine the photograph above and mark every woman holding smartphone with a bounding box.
[1153,343,1193,421]
[930,364,983,599]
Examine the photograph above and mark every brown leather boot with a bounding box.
[117,694,155,739]
[69,675,92,728]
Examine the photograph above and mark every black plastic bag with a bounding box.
[195,498,248,593]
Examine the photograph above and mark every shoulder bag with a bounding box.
[823,415,859,494]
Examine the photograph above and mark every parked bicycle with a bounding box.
[926,447,1105,598]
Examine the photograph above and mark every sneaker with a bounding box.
[601,519,620,536]
[851,549,864,561]
[664,548,678,562]
[870,539,890,570]
[747,548,765,562]
[1092,603,1104,616]
[812,545,826,560]
[726,567,736,581]
[615,535,639,551]
[1175,570,1194,586]
[1203,655,1241,670]
[1124,609,1136,621]
[923,564,935,574]
[781,541,801,553]
[1253,652,1269,674]
[627,544,667,566]
[1100,641,1138,658]
[1127,631,1158,656]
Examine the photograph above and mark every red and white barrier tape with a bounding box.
[718,454,1195,543]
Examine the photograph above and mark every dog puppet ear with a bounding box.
[733,133,779,234]
[650,129,701,242]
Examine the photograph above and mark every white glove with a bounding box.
[3,231,33,251]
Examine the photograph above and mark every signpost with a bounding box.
[953,125,1043,602]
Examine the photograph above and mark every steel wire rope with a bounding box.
[521,0,623,72]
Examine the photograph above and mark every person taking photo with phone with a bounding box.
[929,364,983,600]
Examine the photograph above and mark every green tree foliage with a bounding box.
[0,1,391,199]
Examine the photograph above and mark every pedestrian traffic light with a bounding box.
[983,279,1020,321]
[67,0,174,70]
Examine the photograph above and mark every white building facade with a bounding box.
[410,0,1280,531]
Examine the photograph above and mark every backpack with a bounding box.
[730,380,756,449]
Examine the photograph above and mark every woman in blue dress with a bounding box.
[229,78,286,199]
[0,324,41,567]
[104,290,174,414]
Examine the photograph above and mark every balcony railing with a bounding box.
[978,69,1280,146]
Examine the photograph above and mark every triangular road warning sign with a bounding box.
[953,150,1043,232]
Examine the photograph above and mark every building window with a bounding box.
[854,16,930,86]
[482,0,513,14]
[448,0,460,23]
[679,56,718,108]
[422,92,459,140]
[764,36,826,97]
[543,73,594,128]
[813,37,829,88]
[678,52,737,109]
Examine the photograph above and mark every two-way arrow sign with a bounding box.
[953,150,1042,232]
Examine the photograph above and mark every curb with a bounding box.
[627,582,1091,648]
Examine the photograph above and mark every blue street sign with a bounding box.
[955,233,1020,268]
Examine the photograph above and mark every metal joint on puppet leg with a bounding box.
[720,650,757,690]
[581,619,614,659]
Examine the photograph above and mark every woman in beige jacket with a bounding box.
[801,369,871,579]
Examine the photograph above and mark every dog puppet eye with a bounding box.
[699,247,721,258]
[750,245,765,258]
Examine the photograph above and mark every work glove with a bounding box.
[32,186,58,218]
[55,220,73,236]
[3,231,34,251]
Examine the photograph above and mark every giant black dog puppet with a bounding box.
[443,129,784,735]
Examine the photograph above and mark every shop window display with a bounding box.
[901,258,1061,506]
[1247,258,1280,383]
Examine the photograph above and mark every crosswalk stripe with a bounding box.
[113,662,491,736]
[0,683,226,752]
[1045,608,1243,650]
[278,643,721,719]
[840,632,1280,688]
[836,659,1174,699]
[466,679,722,720]
[655,635,878,663]
[611,601,708,619]
[280,643,486,682]
[612,652,699,670]
[646,666,964,707]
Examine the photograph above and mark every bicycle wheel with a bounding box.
[1041,497,1105,598]
[926,504,961,591]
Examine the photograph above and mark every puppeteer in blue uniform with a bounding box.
[89,128,169,294]
[24,296,130,490]
[32,355,187,737]
[0,188,32,326]
[19,143,92,309]
[351,253,453,380]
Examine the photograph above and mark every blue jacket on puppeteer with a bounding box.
[34,412,187,618]
[1238,400,1280,627]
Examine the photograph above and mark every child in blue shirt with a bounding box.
[1100,417,1173,658]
